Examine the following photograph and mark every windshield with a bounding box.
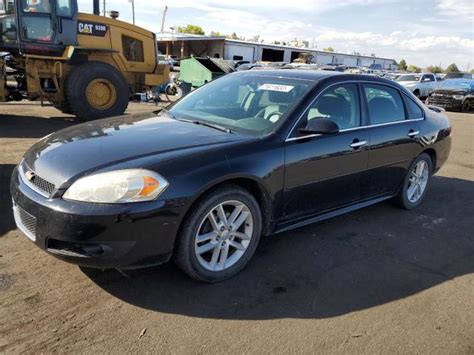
[397,74,421,82]
[169,74,312,136]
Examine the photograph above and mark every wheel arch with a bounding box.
[421,148,437,170]
[177,175,275,242]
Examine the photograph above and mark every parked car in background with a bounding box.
[396,73,442,98]
[426,79,474,112]
[11,71,452,282]
[157,54,174,71]
[236,63,262,71]
[445,72,473,80]
[234,60,250,68]
[167,55,180,68]
[381,72,400,81]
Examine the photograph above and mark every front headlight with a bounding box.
[63,169,169,203]
[453,95,464,100]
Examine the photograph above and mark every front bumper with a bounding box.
[10,166,183,269]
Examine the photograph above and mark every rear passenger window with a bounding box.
[403,96,424,119]
[364,84,405,124]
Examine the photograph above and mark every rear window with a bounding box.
[363,84,406,124]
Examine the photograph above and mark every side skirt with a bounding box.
[274,194,394,234]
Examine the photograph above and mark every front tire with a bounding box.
[395,153,433,209]
[462,100,470,112]
[174,185,262,282]
[65,62,129,121]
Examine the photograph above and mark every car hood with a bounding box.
[430,89,467,96]
[398,81,418,86]
[22,113,251,187]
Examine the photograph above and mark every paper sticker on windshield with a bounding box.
[258,84,294,92]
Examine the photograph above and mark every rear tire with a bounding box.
[413,90,421,99]
[174,185,262,282]
[395,153,433,210]
[65,62,129,121]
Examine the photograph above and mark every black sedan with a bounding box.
[11,71,452,282]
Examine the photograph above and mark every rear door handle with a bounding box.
[350,140,367,149]
[408,130,420,138]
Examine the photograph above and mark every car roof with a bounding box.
[233,69,340,82]
[231,69,400,87]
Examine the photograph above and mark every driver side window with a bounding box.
[302,83,360,131]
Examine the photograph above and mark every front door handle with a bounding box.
[350,140,367,149]
[408,130,420,138]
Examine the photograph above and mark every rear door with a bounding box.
[15,0,77,54]
[361,83,423,198]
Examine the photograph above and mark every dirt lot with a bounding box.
[0,103,473,354]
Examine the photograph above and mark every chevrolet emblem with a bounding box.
[25,171,35,181]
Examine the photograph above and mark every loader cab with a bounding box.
[0,0,77,55]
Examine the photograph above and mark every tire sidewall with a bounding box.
[178,187,262,282]
[462,101,470,112]
[66,62,129,120]
[400,153,433,209]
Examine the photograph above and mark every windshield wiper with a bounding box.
[176,118,232,134]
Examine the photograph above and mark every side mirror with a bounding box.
[299,118,339,135]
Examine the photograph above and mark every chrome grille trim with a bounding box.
[13,203,37,242]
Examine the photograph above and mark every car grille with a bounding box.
[428,95,454,106]
[13,204,37,241]
[20,164,56,197]
[30,174,56,196]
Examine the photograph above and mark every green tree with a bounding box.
[446,63,460,73]
[426,65,443,73]
[323,47,335,52]
[407,65,421,73]
[398,59,407,71]
[209,31,222,37]
[177,24,205,35]
[470,69,474,74]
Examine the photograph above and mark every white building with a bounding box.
[156,33,397,70]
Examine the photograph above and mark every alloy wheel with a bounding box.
[407,160,429,203]
[194,200,253,272]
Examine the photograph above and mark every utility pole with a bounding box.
[129,0,135,25]
[160,5,168,33]
[102,0,106,16]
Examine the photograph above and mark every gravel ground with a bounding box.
[0,103,473,354]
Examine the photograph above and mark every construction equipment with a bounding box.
[0,0,169,120]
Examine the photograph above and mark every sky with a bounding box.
[79,0,474,69]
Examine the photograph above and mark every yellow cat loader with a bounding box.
[0,0,169,120]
